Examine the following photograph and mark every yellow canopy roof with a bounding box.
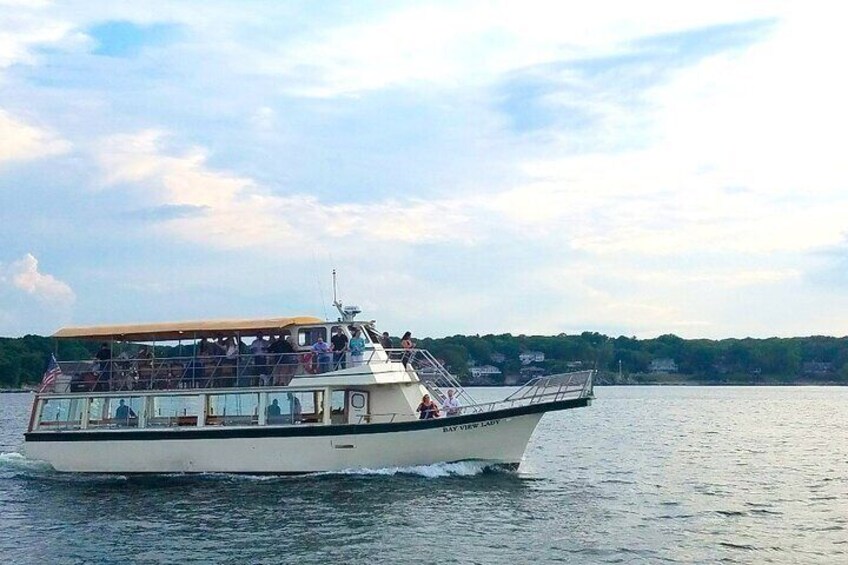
[52,316,325,341]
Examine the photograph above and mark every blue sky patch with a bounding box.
[89,21,181,57]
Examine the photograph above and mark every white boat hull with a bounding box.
[25,412,546,474]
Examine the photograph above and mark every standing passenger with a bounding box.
[349,329,366,367]
[380,332,393,350]
[443,389,461,416]
[331,327,349,370]
[95,342,112,391]
[400,331,414,368]
[249,333,270,385]
[311,337,332,374]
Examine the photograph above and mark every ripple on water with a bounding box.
[3,387,848,564]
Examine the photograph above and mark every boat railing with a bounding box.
[383,348,480,411]
[43,346,467,394]
[352,370,594,423]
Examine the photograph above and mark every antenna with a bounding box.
[332,269,340,310]
[331,270,361,322]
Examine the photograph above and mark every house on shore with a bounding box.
[649,358,678,374]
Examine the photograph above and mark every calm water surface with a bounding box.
[1,386,846,564]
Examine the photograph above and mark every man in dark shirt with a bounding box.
[95,342,112,386]
[331,328,348,370]
[269,335,296,385]
[115,399,136,424]
[267,398,282,417]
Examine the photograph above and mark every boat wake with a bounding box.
[320,460,514,478]
[0,451,53,473]
[0,452,514,481]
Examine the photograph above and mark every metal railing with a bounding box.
[45,347,473,396]
[386,348,480,411]
[353,370,594,423]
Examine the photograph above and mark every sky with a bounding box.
[1,0,847,339]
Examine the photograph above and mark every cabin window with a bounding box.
[38,398,85,430]
[88,396,143,428]
[148,395,200,427]
[206,393,259,426]
[297,327,327,347]
[266,390,323,425]
[331,390,346,424]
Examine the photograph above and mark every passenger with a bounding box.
[288,393,303,423]
[311,337,332,374]
[271,335,296,385]
[443,388,461,416]
[197,338,214,388]
[115,399,136,425]
[249,333,270,385]
[401,331,414,367]
[266,398,282,417]
[136,345,154,390]
[349,329,366,367]
[331,327,349,370]
[380,331,393,351]
[222,336,239,387]
[416,394,440,419]
[95,342,112,390]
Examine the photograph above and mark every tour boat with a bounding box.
[24,304,593,474]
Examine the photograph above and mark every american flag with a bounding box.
[39,354,63,393]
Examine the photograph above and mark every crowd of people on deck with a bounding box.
[91,326,463,420]
[76,328,421,392]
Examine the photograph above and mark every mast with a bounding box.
[331,269,361,323]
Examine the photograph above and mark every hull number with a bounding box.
[442,419,500,433]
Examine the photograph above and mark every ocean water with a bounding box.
[1,386,846,564]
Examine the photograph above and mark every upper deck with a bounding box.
[45,316,412,394]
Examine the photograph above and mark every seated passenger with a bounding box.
[416,394,440,419]
[267,398,282,417]
[115,399,136,425]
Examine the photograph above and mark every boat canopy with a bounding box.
[52,316,325,341]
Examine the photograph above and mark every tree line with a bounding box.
[2,332,848,388]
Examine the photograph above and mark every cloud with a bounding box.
[1,253,75,306]
[261,1,785,97]
[0,3,87,69]
[0,109,70,165]
[94,130,476,250]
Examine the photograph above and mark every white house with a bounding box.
[470,365,503,379]
[519,351,545,365]
[649,358,678,374]
[490,352,506,364]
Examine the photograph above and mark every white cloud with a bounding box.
[1,253,75,306]
[0,3,86,70]
[265,0,786,97]
[0,109,70,164]
[94,130,475,250]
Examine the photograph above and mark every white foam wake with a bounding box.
[0,451,53,471]
[324,460,508,478]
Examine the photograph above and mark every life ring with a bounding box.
[300,352,318,374]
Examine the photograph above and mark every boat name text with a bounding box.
[442,419,500,433]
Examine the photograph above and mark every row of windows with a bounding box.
[36,391,338,430]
